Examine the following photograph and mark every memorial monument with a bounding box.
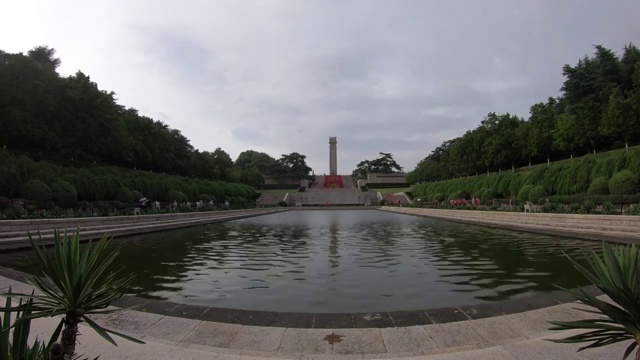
[329,136,337,176]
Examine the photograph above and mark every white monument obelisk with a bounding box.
[329,137,337,175]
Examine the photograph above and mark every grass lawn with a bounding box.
[369,187,412,194]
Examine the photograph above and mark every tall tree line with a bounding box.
[0,46,313,186]
[407,43,640,184]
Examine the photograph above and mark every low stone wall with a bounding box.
[0,208,286,251]
[0,209,277,232]
[381,207,640,244]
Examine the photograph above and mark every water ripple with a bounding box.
[0,210,598,313]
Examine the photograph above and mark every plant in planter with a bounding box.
[549,243,640,359]
[3,230,144,359]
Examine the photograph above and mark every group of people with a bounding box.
[449,197,481,206]
[133,198,230,215]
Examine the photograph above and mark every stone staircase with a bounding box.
[289,188,378,206]
[383,207,640,243]
[342,175,356,188]
[0,209,285,251]
[383,194,411,205]
[257,194,285,206]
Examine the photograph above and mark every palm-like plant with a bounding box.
[7,229,144,360]
[1,290,49,360]
[549,243,640,360]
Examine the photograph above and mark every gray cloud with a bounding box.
[4,0,640,174]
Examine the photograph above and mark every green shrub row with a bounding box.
[545,194,640,205]
[413,148,640,200]
[0,151,257,207]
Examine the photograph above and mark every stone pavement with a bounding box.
[0,275,621,359]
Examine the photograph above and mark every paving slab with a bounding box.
[501,310,555,339]
[103,309,162,334]
[501,337,584,360]
[278,328,333,354]
[425,307,469,323]
[142,315,201,342]
[379,326,438,353]
[466,316,527,345]
[182,321,243,348]
[422,346,517,360]
[387,311,432,327]
[0,276,24,291]
[330,328,386,354]
[228,325,287,352]
[535,303,600,323]
[301,354,364,360]
[424,322,488,350]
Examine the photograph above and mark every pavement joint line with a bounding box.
[455,307,472,321]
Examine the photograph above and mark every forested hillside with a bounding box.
[0,46,313,187]
[407,43,640,184]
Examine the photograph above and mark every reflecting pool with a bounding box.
[0,210,596,312]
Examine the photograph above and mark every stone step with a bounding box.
[0,213,242,239]
[0,209,263,232]
[403,211,640,243]
[428,212,640,234]
[0,210,284,251]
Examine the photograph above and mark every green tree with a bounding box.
[352,152,403,180]
[528,98,559,164]
[553,113,581,159]
[601,88,639,150]
[275,152,313,180]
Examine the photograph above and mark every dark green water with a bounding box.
[0,210,595,312]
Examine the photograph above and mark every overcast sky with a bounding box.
[2,1,639,174]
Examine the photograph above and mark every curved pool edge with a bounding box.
[0,264,600,329]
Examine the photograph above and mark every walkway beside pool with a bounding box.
[1,275,619,359]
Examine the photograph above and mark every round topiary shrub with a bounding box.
[166,190,187,203]
[116,186,134,204]
[528,185,546,203]
[131,190,144,202]
[0,166,20,198]
[480,188,495,204]
[23,180,53,208]
[448,190,464,201]
[433,193,444,202]
[609,170,639,196]
[379,199,387,206]
[0,196,11,210]
[51,180,78,208]
[587,177,610,195]
[277,200,288,207]
[517,185,534,203]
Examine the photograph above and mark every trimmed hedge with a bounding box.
[131,190,144,202]
[587,177,610,195]
[528,186,546,203]
[23,180,52,207]
[166,190,187,203]
[0,150,257,206]
[609,170,639,196]
[517,185,534,203]
[480,188,495,204]
[547,194,640,205]
[116,187,134,204]
[51,180,78,208]
[412,147,640,200]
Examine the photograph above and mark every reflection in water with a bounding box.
[0,210,596,312]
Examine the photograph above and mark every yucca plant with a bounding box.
[1,289,49,360]
[549,243,640,359]
[4,229,144,360]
